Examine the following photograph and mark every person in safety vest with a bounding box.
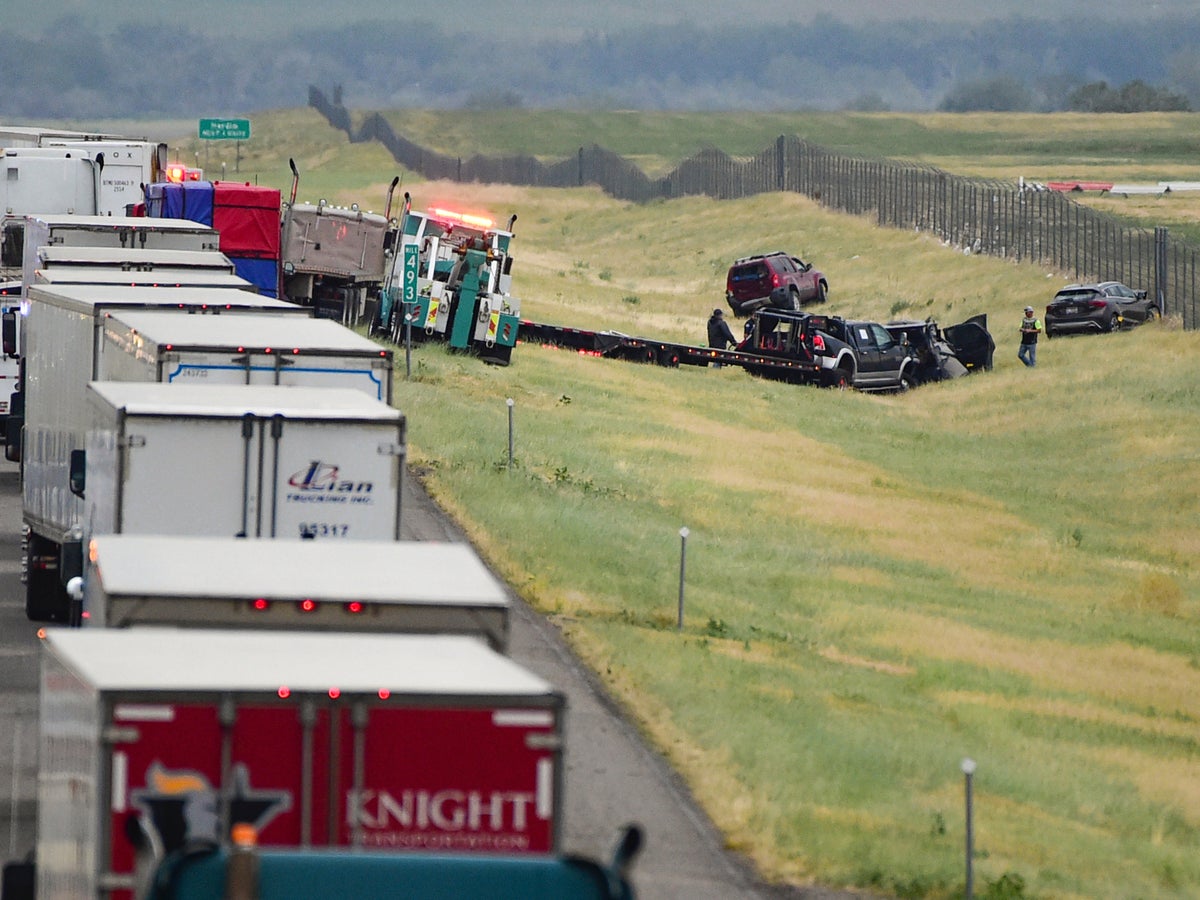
[1018,305,1042,367]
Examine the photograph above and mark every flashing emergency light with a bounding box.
[328,688,341,699]
[429,207,494,230]
[250,597,270,611]
[277,686,291,699]
[378,689,391,700]
[298,598,318,613]
[344,601,365,614]
[165,164,203,183]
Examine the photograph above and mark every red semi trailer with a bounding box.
[34,628,565,900]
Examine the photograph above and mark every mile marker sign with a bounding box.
[199,118,251,141]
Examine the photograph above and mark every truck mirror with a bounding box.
[69,448,86,498]
[2,312,16,356]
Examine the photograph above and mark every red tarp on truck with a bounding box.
[148,181,280,258]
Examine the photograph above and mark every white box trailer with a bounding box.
[0,145,168,279]
[1,216,235,417]
[21,285,310,623]
[0,149,101,223]
[35,628,565,899]
[82,381,405,550]
[80,535,508,649]
[29,246,251,291]
[15,214,223,295]
[0,125,144,146]
[5,140,165,213]
[97,310,394,402]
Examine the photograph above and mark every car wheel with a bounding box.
[1144,305,1161,323]
[788,288,800,311]
[825,368,853,390]
[817,281,828,304]
[1106,314,1121,333]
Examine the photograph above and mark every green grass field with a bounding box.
[156,110,1200,898]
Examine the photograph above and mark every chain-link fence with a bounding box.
[310,88,1199,328]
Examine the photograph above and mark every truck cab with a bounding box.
[382,205,521,365]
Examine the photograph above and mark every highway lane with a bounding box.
[0,458,852,898]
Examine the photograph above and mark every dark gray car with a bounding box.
[1044,282,1159,337]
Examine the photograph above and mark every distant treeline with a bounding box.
[3,14,1200,117]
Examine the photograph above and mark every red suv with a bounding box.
[725,252,828,316]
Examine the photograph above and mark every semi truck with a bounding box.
[140,829,640,900]
[381,203,521,365]
[280,199,392,323]
[0,141,170,281]
[142,180,283,298]
[18,285,310,622]
[78,380,405,553]
[2,215,242,441]
[77,535,507,649]
[280,159,399,324]
[31,627,567,899]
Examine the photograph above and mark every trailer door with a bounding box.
[116,415,259,538]
[269,417,403,541]
[106,703,223,900]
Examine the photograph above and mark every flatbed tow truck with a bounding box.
[518,310,827,385]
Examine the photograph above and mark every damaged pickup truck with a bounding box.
[740,310,994,391]
[885,315,995,384]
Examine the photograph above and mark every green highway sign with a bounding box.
[403,244,419,306]
[198,117,251,141]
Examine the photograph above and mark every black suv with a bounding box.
[725,252,828,316]
[1044,281,1159,337]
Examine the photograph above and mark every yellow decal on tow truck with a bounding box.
[486,311,501,344]
[426,295,441,330]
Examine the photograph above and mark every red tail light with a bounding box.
[1087,300,1107,310]
[298,598,318,613]
[812,334,826,352]
[771,273,781,288]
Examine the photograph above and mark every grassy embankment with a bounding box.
[159,109,1200,898]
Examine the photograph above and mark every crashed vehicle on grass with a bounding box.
[885,315,995,384]
[738,309,993,390]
